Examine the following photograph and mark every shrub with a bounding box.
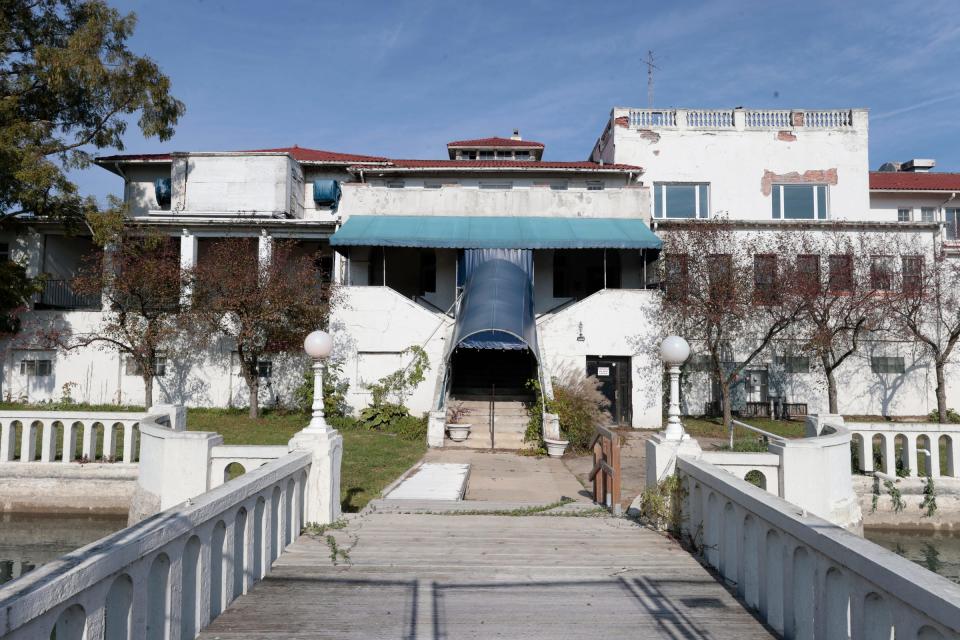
[928,408,960,423]
[392,414,428,441]
[549,366,611,453]
[358,403,410,431]
[294,359,350,417]
[523,379,546,452]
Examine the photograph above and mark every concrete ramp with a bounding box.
[384,463,470,500]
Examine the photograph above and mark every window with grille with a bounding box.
[257,359,272,378]
[772,184,828,220]
[125,356,167,377]
[20,359,53,376]
[897,208,911,223]
[902,256,922,294]
[870,256,894,291]
[921,207,936,222]
[871,356,905,374]
[828,255,854,292]
[653,183,709,219]
[753,255,778,303]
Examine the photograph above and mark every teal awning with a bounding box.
[329,215,662,250]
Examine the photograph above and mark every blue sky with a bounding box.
[77,0,960,203]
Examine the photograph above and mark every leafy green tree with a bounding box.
[0,0,184,226]
[0,260,41,335]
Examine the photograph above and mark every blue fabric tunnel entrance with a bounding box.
[448,251,539,396]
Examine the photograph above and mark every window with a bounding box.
[664,254,689,301]
[479,181,512,190]
[947,208,960,241]
[552,250,613,299]
[424,181,443,189]
[478,151,494,160]
[653,183,709,219]
[753,255,778,303]
[902,256,922,294]
[921,207,936,222]
[771,184,828,220]
[550,181,568,191]
[125,355,167,377]
[774,355,810,373]
[707,254,733,301]
[458,151,477,160]
[20,359,53,376]
[495,151,513,159]
[870,256,894,291]
[685,354,713,373]
[796,254,820,293]
[385,179,405,189]
[419,250,436,295]
[586,181,605,191]
[871,356,905,374]
[0,242,8,262]
[828,255,853,292]
[256,359,272,378]
[515,151,531,160]
[897,208,911,223]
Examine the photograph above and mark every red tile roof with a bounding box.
[446,137,545,149]
[870,171,960,191]
[96,146,387,165]
[350,159,641,172]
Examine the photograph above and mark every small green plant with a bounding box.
[639,474,687,535]
[523,378,547,453]
[60,382,79,405]
[921,476,938,517]
[294,358,351,417]
[870,476,880,513]
[359,402,410,431]
[884,479,906,513]
[358,346,429,431]
[928,408,960,423]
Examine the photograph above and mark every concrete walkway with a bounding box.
[199,511,775,639]
[422,448,591,503]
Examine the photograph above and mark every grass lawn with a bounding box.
[682,416,808,441]
[187,409,426,512]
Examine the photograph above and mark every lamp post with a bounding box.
[661,336,690,441]
[303,330,334,432]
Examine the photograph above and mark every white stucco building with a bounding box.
[3,107,960,446]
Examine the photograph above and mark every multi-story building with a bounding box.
[3,106,959,444]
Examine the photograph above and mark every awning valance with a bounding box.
[330,215,662,250]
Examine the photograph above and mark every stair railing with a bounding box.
[590,424,622,515]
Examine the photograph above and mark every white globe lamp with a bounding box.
[661,336,690,441]
[304,330,333,431]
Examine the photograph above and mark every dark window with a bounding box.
[870,256,894,291]
[385,179,404,189]
[796,254,820,293]
[707,254,733,301]
[654,183,709,219]
[125,356,167,377]
[753,255,778,303]
[424,181,442,189]
[586,181,605,191]
[478,151,494,160]
[553,250,610,299]
[828,255,853,292]
[774,355,810,373]
[664,254,689,301]
[368,247,385,286]
[20,359,53,376]
[515,151,531,160]
[772,184,828,219]
[0,242,9,262]
[419,250,436,295]
[902,256,922,294]
[550,181,568,191]
[871,356,905,374]
[257,359,272,378]
[479,181,512,190]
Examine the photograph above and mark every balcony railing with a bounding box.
[628,108,855,131]
[33,280,101,310]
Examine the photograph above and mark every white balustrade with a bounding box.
[0,449,311,640]
[678,455,960,640]
[685,109,735,128]
[629,108,677,128]
[0,411,146,464]
[628,107,853,130]
[847,422,960,478]
[745,109,792,128]
[804,109,853,128]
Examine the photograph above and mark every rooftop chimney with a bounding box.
[511,129,521,141]
[901,158,936,173]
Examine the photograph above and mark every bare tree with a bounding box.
[877,236,960,422]
[780,231,885,414]
[187,238,335,418]
[660,219,805,433]
[66,235,182,406]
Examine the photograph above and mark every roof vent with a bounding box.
[878,162,901,172]
[901,158,936,173]
[511,129,522,141]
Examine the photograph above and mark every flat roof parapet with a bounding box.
[614,107,867,131]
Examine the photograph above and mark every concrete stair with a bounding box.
[446,399,531,450]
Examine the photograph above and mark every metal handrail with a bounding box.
[729,419,788,444]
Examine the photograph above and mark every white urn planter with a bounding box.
[544,437,569,458]
[446,424,472,442]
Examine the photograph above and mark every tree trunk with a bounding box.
[247,372,260,419]
[720,380,733,448]
[936,360,948,423]
[143,374,153,409]
[822,355,838,414]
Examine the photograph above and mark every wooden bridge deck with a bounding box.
[199,512,775,639]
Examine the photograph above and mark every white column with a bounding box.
[883,436,896,476]
[857,433,872,473]
[904,434,918,477]
[258,230,273,276]
[927,435,941,478]
[180,229,198,304]
[0,421,14,461]
[20,423,36,462]
[39,421,56,462]
[82,422,97,461]
[733,107,746,131]
[122,423,135,463]
[103,424,118,461]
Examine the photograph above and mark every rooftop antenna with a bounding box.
[644,50,659,108]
